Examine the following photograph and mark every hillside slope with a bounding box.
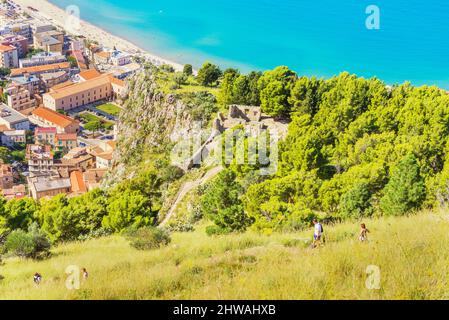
[1,211,448,300]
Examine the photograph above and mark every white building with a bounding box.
[1,129,26,147]
[110,50,132,66]
[19,51,67,68]
[0,104,30,130]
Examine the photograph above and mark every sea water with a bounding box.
[49,0,449,88]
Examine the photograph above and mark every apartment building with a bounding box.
[19,52,67,68]
[55,133,78,152]
[5,84,36,112]
[35,127,57,145]
[0,44,18,68]
[34,30,64,54]
[0,34,28,58]
[26,144,54,173]
[9,74,40,95]
[0,23,32,43]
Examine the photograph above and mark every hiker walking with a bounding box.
[82,268,89,280]
[359,223,370,242]
[312,219,324,248]
[33,272,42,285]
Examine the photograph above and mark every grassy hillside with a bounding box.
[1,211,449,300]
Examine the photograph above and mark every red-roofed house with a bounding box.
[70,170,87,194]
[78,69,101,81]
[35,127,57,145]
[31,107,80,134]
[55,133,78,152]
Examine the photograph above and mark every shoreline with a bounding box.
[13,0,184,71]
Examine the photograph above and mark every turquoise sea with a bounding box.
[49,0,449,88]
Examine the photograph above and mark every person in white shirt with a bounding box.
[312,219,324,248]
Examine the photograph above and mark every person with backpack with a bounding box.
[312,219,324,248]
[33,272,42,285]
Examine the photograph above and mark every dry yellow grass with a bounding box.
[1,211,449,300]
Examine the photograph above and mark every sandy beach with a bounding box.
[13,0,184,71]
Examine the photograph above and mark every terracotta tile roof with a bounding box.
[10,62,71,77]
[96,152,113,161]
[47,74,112,100]
[55,133,77,141]
[70,170,87,193]
[110,76,126,88]
[50,81,75,91]
[79,69,101,81]
[0,44,15,52]
[83,168,108,182]
[106,140,116,150]
[0,124,11,132]
[87,146,104,156]
[32,107,77,129]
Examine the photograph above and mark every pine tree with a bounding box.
[380,154,426,216]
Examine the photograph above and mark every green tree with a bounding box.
[201,170,253,233]
[339,182,373,218]
[173,71,188,87]
[84,120,104,135]
[197,62,222,87]
[183,64,193,76]
[0,67,10,77]
[35,194,75,243]
[0,147,9,163]
[380,154,426,216]
[67,56,78,68]
[289,76,325,116]
[2,198,38,235]
[103,190,153,233]
[258,66,297,117]
[218,68,239,106]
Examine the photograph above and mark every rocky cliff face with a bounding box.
[104,70,215,186]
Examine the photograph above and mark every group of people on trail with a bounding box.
[33,268,89,286]
[311,219,370,248]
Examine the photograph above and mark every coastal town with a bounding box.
[0,0,149,201]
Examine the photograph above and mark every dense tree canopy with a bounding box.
[239,71,449,232]
[196,62,222,87]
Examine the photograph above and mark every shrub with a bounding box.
[205,225,230,236]
[4,223,50,259]
[125,227,171,250]
[5,230,35,258]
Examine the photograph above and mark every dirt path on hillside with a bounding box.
[160,166,223,227]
